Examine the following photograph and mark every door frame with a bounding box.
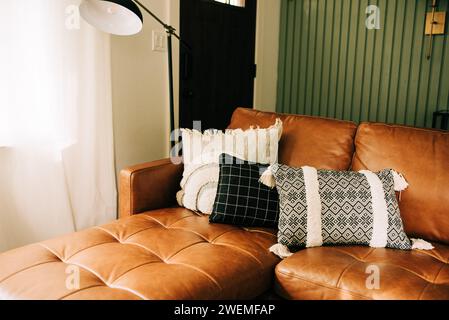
[178,0,258,130]
[168,0,281,135]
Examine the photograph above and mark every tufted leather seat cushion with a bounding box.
[0,208,279,300]
[274,245,449,300]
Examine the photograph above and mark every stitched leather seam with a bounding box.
[95,226,124,241]
[210,229,242,242]
[64,242,159,287]
[328,248,445,284]
[107,284,148,300]
[277,270,373,300]
[120,225,161,241]
[62,262,151,299]
[0,260,59,284]
[61,261,110,286]
[362,248,375,259]
[166,213,200,227]
[142,214,182,229]
[414,249,449,264]
[212,243,264,267]
[167,241,264,285]
[1,259,145,300]
[141,211,197,228]
[98,223,175,243]
[39,242,119,278]
[142,214,171,228]
[417,282,432,301]
[429,263,446,286]
[63,241,122,261]
[141,216,271,266]
[169,262,222,290]
[96,226,182,261]
[166,240,213,261]
[86,228,175,262]
[165,240,209,260]
[210,229,277,260]
[418,267,449,300]
[368,261,443,284]
[167,235,264,268]
[130,214,273,261]
[65,259,166,301]
[335,260,358,287]
[334,248,374,287]
[143,212,275,244]
[111,260,167,284]
[39,243,64,260]
[59,284,109,300]
[120,241,164,261]
[332,247,374,261]
[163,226,210,242]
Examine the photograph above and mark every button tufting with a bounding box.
[275,245,449,300]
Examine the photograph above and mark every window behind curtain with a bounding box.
[214,0,246,8]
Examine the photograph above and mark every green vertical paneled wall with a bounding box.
[277,0,449,128]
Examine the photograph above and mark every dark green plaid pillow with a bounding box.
[209,154,280,228]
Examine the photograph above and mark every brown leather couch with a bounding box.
[0,108,448,300]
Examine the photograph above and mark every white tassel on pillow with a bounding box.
[392,170,409,192]
[411,238,434,250]
[269,244,293,259]
[259,165,276,188]
[176,190,185,207]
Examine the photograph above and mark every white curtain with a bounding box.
[0,0,117,252]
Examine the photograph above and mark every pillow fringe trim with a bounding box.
[270,239,435,260]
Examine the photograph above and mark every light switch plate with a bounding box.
[152,30,166,52]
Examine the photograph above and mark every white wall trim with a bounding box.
[253,0,281,112]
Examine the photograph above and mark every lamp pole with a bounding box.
[133,0,184,148]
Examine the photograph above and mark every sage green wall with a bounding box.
[277,0,449,128]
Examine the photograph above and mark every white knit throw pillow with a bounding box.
[177,119,283,214]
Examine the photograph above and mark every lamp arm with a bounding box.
[133,0,172,31]
[132,0,190,50]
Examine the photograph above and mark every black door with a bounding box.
[180,0,257,130]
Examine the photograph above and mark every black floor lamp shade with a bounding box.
[80,0,143,36]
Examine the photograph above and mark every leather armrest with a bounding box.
[119,158,184,218]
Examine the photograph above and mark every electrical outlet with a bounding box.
[152,30,166,52]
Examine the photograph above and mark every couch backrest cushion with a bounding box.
[228,108,357,170]
[352,122,449,244]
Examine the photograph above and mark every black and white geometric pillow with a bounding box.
[209,154,280,228]
[264,164,412,251]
